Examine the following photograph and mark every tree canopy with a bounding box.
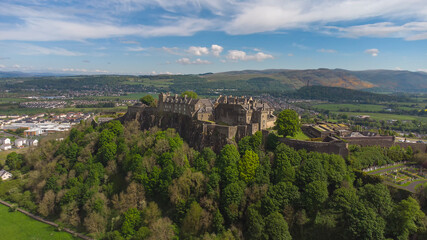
[181,91,198,99]
[274,109,301,137]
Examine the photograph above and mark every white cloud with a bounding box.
[211,44,224,57]
[0,64,5,68]
[176,58,211,65]
[187,46,210,56]
[61,68,109,73]
[162,47,181,55]
[327,22,427,40]
[126,46,146,52]
[365,48,380,57]
[1,0,427,42]
[16,44,83,56]
[226,50,274,62]
[317,48,337,53]
[287,53,294,57]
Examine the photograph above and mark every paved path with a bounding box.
[401,180,427,192]
[368,165,405,174]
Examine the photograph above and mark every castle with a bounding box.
[123,93,277,151]
[157,93,276,132]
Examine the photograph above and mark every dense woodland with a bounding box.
[1,120,426,240]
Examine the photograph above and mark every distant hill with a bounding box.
[291,86,408,103]
[0,71,69,78]
[201,69,427,92]
[2,68,427,93]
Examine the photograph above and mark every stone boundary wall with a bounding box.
[278,138,349,157]
[0,199,92,240]
[342,136,395,148]
[395,142,427,153]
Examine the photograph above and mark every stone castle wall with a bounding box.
[122,107,251,152]
[278,138,349,157]
[341,136,395,148]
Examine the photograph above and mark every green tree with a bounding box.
[181,202,205,238]
[272,144,296,183]
[181,91,198,99]
[238,150,260,183]
[358,184,394,219]
[140,95,155,106]
[297,155,327,187]
[6,152,24,170]
[322,154,347,189]
[221,182,245,224]
[302,180,328,213]
[264,212,292,240]
[389,197,425,240]
[121,208,142,238]
[344,202,386,240]
[274,109,301,137]
[245,206,265,240]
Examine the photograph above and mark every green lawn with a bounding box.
[287,131,310,140]
[0,204,77,240]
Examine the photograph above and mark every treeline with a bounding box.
[291,86,407,103]
[0,121,426,239]
[349,145,413,169]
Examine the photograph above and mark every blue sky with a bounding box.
[0,0,427,74]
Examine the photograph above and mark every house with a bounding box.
[0,144,12,151]
[14,138,27,147]
[0,169,13,180]
[0,138,11,145]
[28,139,38,146]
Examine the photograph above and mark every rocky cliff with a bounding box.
[121,105,237,152]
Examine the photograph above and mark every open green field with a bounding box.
[314,103,385,112]
[0,204,77,240]
[123,77,173,88]
[0,148,29,166]
[338,111,427,122]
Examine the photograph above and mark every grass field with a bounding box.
[314,102,423,113]
[314,103,386,112]
[332,111,427,122]
[0,204,77,240]
[0,148,29,166]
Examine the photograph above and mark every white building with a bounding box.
[15,138,27,147]
[0,144,12,151]
[28,139,38,146]
[0,138,11,145]
[0,169,13,180]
